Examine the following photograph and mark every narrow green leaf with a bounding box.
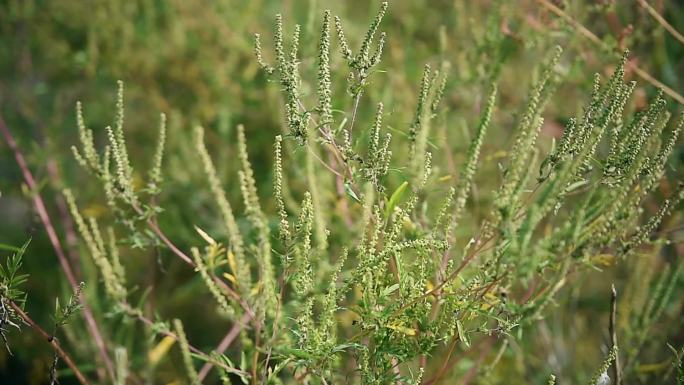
[345,182,361,203]
[457,320,470,348]
[386,181,409,217]
[0,243,21,253]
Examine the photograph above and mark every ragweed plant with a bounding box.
[38,2,683,385]
[0,241,90,384]
[0,240,29,353]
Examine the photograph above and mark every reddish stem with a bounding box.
[198,312,250,381]
[8,300,91,385]
[0,115,116,383]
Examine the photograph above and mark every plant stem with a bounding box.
[8,300,91,385]
[636,0,684,45]
[120,303,250,377]
[610,284,622,385]
[46,158,84,280]
[131,203,256,321]
[535,0,684,104]
[348,90,362,135]
[198,312,251,381]
[0,115,116,383]
[391,356,403,385]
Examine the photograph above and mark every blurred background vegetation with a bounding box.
[0,0,682,384]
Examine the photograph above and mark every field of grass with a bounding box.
[0,1,682,384]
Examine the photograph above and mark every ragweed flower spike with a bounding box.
[369,32,386,68]
[258,14,307,143]
[274,135,292,252]
[194,126,251,293]
[363,102,392,190]
[173,319,200,385]
[334,15,353,61]
[106,227,126,287]
[495,46,562,220]
[285,24,306,142]
[288,25,308,143]
[622,182,684,255]
[288,24,301,82]
[191,247,234,317]
[315,248,349,351]
[358,1,388,69]
[291,192,315,297]
[147,112,166,193]
[652,113,683,178]
[253,33,274,74]
[453,84,497,227]
[431,62,449,113]
[317,10,333,127]
[333,1,388,102]
[409,64,433,147]
[64,190,126,302]
[108,81,137,205]
[589,346,618,385]
[409,63,447,179]
[237,125,277,316]
[237,125,262,217]
[72,101,101,172]
[273,14,286,73]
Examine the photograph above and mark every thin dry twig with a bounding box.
[46,159,83,280]
[120,303,250,377]
[391,356,404,385]
[198,312,251,381]
[535,0,684,105]
[129,202,257,321]
[421,333,460,385]
[637,0,684,45]
[610,284,622,385]
[125,203,256,380]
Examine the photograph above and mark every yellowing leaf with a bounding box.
[148,335,176,366]
[636,361,669,373]
[83,204,108,218]
[194,225,217,246]
[484,292,498,301]
[226,250,238,276]
[354,285,363,299]
[250,281,263,296]
[485,150,508,161]
[223,272,236,284]
[591,254,616,267]
[131,174,144,190]
[438,175,452,182]
[387,324,416,336]
[402,216,416,231]
[336,309,357,328]
[481,291,500,310]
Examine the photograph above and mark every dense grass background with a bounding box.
[0,0,682,384]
